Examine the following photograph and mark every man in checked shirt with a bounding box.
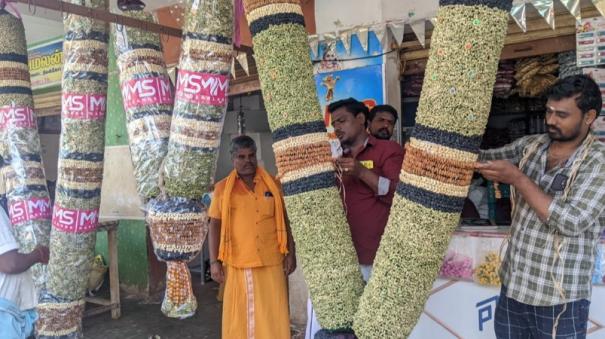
[476,74,605,339]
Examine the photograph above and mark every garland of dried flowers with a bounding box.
[0,8,52,290]
[353,0,512,337]
[144,0,232,318]
[162,0,233,199]
[242,0,364,331]
[113,9,172,200]
[38,0,109,337]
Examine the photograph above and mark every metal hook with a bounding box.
[61,1,69,21]
[28,0,37,15]
[116,14,124,33]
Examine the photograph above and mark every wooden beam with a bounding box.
[14,0,182,37]
[500,35,576,60]
[107,226,121,319]
[402,25,577,61]
[229,76,261,96]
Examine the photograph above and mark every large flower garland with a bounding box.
[144,0,233,318]
[163,0,233,200]
[353,0,512,337]
[38,0,109,337]
[242,0,364,330]
[0,8,52,290]
[113,9,173,200]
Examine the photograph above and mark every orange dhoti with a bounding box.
[222,263,290,339]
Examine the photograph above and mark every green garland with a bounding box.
[163,0,233,199]
[353,1,512,337]
[243,0,364,330]
[144,0,233,318]
[113,9,172,199]
[38,0,109,337]
[0,8,52,290]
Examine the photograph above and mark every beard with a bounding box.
[546,123,582,142]
[373,128,391,140]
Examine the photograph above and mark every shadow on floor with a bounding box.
[83,278,222,339]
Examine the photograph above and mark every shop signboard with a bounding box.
[410,279,605,338]
[583,67,605,116]
[576,17,605,68]
[27,37,63,91]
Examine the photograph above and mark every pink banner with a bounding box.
[0,105,37,130]
[62,93,106,120]
[9,197,52,225]
[52,205,99,233]
[175,70,229,106]
[121,76,173,110]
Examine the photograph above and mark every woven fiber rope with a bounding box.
[39,1,109,338]
[353,1,512,337]
[242,0,364,331]
[0,8,52,292]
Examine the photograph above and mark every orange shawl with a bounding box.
[217,167,288,262]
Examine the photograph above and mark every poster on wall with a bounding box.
[27,38,63,91]
[583,68,605,116]
[313,31,385,142]
[576,17,605,68]
[593,116,605,142]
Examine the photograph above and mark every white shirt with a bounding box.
[0,207,36,310]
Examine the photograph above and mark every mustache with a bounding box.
[546,124,561,133]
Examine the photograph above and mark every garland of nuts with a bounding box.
[354,1,512,337]
[0,8,52,291]
[242,0,365,331]
[38,0,109,337]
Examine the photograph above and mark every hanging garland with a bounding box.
[113,9,173,200]
[242,0,365,331]
[353,0,512,337]
[0,8,52,289]
[162,0,233,199]
[144,0,233,318]
[38,0,109,337]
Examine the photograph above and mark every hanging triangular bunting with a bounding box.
[510,2,527,32]
[371,24,387,51]
[592,0,605,18]
[530,0,555,30]
[323,32,337,46]
[410,20,426,48]
[231,58,236,79]
[429,17,437,27]
[236,52,249,76]
[388,22,405,46]
[560,0,581,22]
[339,30,352,55]
[308,34,319,59]
[356,27,369,53]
